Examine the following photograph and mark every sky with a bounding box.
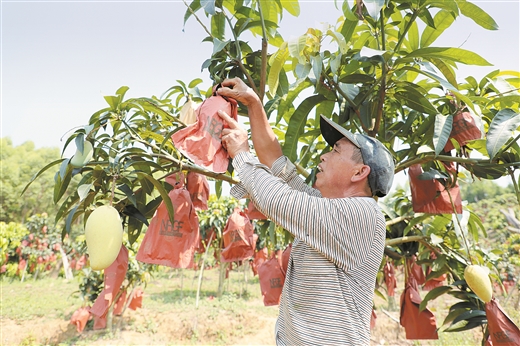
[2,0,520,189]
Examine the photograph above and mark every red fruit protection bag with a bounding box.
[136,182,200,269]
[444,110,481,151]
[258,251,285,306]
[220,208,255,263]
[246,200,267,220]
[400,276,438,339]
[171,86,238,173]
[251,247,268,276]
[70,306,90,333]
[90,245,129,320]
[409,163,462,214]
[186,171,210,211]
[485,298,520,345]
[383,261,397,297]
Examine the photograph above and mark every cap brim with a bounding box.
[320,115,360,148]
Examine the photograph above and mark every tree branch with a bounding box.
[385,235,425,247]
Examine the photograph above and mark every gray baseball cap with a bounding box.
[320,114,395,197]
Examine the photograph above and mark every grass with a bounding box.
[1,276,83,320]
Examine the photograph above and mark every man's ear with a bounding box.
[351,165,371,183]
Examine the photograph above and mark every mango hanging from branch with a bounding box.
[85,205,123,270]
[464,264,493,303]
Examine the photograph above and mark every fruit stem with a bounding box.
[110,175,117,207]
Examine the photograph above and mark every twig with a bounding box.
[381,308,400,324]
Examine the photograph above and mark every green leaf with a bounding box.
[211,11,226,40]
[104,95,121,110]
[433,114,453,155]
[340,16,358,43]
[201,0,215,15]
[212,37,230,55]
[116,86,129,99]
[364,0,385,20]
[65,205,80,237]
[117,184,137,207]
[280,0,299,16]
[419,286,452,312]
[487,109,520,159]
[268,43,289,97]
[77,183,92,202]
[452,309,487,326]
[467,163,508,180]
[407,20,419,51]
[137,172,175,226]
[326,29,348,54]
[188,78,203,88]
[54,163,73,204]
[429,58,458,89]
[184,0,202,25]
[288,35,307,65]
[215,179,222,199]
[406,47,492,66]
[395,86,439,115]
[283,95,326,162]
[123,204,149,226]
[459,0,499,30]
[21,158,66,196]
[420,10,455,48]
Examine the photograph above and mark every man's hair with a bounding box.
[351,146,364,164]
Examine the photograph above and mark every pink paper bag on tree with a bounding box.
[485,298,520,345]
[70,306,90,333]
[258,251,285,306]
[251,247,268,276]
[444,110,481,151]
[171,86,238,173]
[90,245,129,320]
[136,180,200,269]
[246,200,267,220]
[409,163,462,214]
[128,287,144,310]
[186,171,210,211]
[384,261,397,297]
[220,208,255,263]
[400,276,438,339]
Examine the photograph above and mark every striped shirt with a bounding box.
[231,152,386,346]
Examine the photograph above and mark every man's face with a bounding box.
[315,138,367,198]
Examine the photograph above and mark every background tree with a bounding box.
[1,138,61,223]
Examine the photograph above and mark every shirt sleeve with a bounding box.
[231,151,385,272]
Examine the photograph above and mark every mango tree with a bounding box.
[24,0,520,341]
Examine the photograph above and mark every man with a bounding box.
[216,77,394,346]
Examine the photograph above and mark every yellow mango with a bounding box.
[70,141,93,167]
[85,205,123,270]
[464,264,493,303]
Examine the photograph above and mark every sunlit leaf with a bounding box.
[281,0,299,16]
[406,47,492,66]
[487,109,520,159]
[78,183,93,202]
[364,0,385,20]
[459,0,498,30]
[433,114,453,155]
[420,10,455,48]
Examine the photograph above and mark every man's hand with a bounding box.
[218,110,250,159]
[217,78,260,107]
